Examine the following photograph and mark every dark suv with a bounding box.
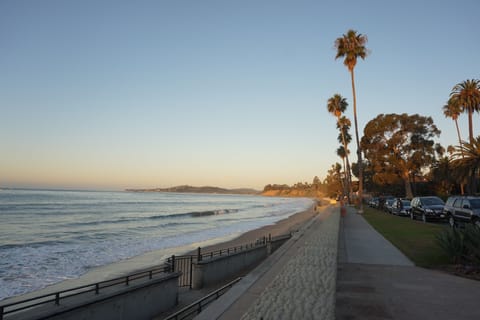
[443,196,480,228]
[410,196,446,222]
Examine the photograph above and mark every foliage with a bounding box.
[334,30,368,72]
[436,225,480,266]
[429,156,457,197]
[324,163,343,198]
[449,79,480,143]
[361,113,443,198]
[327,94,353,200]
[450,136,480,194]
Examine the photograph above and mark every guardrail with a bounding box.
[169,232,292,288]
[163,277,242,320]
[0,264,170,320]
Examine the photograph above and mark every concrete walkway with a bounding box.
[193,205,480,320]
[195,206,339,320]
[337,207,480,320]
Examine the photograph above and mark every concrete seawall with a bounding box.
[9,273,181,320]
[192,245,268,289]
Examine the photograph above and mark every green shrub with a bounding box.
[436,227,467,264]
[436,225,480,266]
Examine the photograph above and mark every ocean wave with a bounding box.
[148,209,239,220]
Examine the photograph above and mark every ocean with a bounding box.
[0,189,313,301]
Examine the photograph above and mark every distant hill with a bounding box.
[125,185,260,195]
[261,189,324,198]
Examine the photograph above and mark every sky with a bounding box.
[1,0,479,191]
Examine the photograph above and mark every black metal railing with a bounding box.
[0,264,170,320]
[168,234,279,288]
[163,277,242,320]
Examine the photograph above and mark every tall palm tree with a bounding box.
[337,145,348,196]
[335,29,368,212]
[443,97,465,194]
[327,94,352,200]
[451,136,480,194]
[450,79,480,143]
[337,116,353,192]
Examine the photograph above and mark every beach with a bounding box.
[2,197,320,305]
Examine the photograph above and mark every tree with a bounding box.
[335,29,369,211]
[337,145,348,196]
[450,136,480,195]
[327,94,353,200]
[429,156,456,197]
[450,79,480,143]
[361,113,443,199]
[443,97,465,194]
[324,163,343,198]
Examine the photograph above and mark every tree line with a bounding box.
[325,30,480,201]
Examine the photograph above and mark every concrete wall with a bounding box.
[269,236,290,253]
[15,273,180,320]
[192,246,268,289]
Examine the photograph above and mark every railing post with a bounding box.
[55,292,60,305]
[95,283,99,294]
[189,255,193,289]
[1,305,4,320]
[126,276,129,286]
[171,255,176,272]
[197,247,202,261]
[149,270,153,279]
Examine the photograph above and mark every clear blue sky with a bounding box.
[1,0,479,190]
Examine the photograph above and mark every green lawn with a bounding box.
[362,207,450,267]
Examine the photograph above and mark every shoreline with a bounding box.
[3,199,321,304]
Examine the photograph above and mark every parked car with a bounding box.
[368,197,379,208]
[443,196,480,228]
[410,196,446,222]
[391,198,411,216]
[378,196,395,211]
[384,198,396,213]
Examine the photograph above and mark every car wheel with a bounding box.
[410,211,415,220]
[422,213,427,223]
[448,216,456,228]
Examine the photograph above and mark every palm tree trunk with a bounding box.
[468,109,474,144]
[455,119,465,195]
[338,117,353,203]
[468,109,475,194]
[350,69,363,212]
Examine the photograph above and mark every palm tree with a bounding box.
[451,136,480,195]
[337,116,353,192]
[335,29,368,212]
[450,79,480,143]
[443,97,465,194]
[337,146,348,196]
[327,94,352,200]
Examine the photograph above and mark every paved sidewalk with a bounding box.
[337,207,480,320]
[195,206,339,320]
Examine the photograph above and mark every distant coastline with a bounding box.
[125,185,260,195]
[126,184,325,198]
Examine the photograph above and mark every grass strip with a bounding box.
[362,207,450,267]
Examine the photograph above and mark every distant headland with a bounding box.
[125,185,260,195]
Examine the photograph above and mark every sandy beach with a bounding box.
[4,198,321,305]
